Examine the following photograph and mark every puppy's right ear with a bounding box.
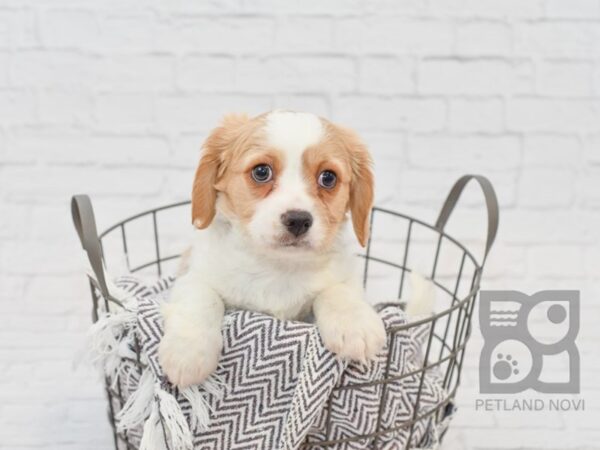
[192,113,249,229]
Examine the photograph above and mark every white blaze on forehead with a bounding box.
[248,111,326,248]
[264,111,324,156]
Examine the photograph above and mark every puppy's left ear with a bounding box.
[347,133,374,248]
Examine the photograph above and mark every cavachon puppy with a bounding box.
[159,110,386,388]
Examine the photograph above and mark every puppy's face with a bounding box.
[192,111,373,256]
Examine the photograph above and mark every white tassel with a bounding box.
[139,401,168,450]
[180,386,211,432]
[116,369,155,432]
[180,373,225,431]
[156,385,194,450]
[75,309,137,375]
[202,373,226,399]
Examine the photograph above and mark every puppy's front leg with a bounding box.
[159,273,224,388]
[313,282,386,363]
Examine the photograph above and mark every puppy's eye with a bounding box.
[318,170,337,189]
[251,164,273,183]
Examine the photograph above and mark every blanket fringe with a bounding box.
[180,386,210,432]
[139,384,194,450]
[156,385,194,450]
[179,372,224,433]
[202,374,226,399]
[116,369,154,432]
[76,308,137,376]
[139,401,168,450]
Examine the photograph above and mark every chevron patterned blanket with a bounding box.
[87,276,453,450]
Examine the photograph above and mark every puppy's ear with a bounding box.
[336,127,374,247]
[192,113,250,229]
[349,144,374,247]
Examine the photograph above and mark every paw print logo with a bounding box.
[479,290,580,394]
[494,354,519,380]
[485,339,531,386]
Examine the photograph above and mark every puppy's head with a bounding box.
[192,111,374,256]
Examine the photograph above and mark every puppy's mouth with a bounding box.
[276,236,311,249]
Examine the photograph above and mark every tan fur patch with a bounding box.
[191,114,268,228]
[302,143,351,248]
[216,147,286,224]
[306,120,374,247]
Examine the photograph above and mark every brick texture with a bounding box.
[0,0,599,449]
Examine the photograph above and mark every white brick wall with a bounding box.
[0,0,599,448]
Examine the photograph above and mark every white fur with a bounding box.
[159,111,386,388]
[264,110,324,155]
[248,111,327,250]
[405,272,436,317]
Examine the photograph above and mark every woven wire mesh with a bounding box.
[89,201,485,450]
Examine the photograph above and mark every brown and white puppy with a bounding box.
[159,111,386,387]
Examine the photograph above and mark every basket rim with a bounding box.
[97,200,483,328]
[100,201,482,269]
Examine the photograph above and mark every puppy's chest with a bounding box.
[211,262,321,320]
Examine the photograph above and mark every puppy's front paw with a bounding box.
[317,304,386,363]
[158,331,222,388]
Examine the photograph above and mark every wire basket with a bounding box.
[71,174,498,450]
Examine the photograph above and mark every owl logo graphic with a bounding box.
[479,290,580,394]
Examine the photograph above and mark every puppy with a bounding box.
[159,111,386,388]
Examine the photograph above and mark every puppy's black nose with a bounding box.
[281,210,313,237]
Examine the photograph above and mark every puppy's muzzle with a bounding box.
[281,210,313,237]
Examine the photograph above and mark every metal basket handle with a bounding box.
[71,194,110,299]
[434,175,499,264]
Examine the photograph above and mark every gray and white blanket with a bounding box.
[86,276,453,450]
